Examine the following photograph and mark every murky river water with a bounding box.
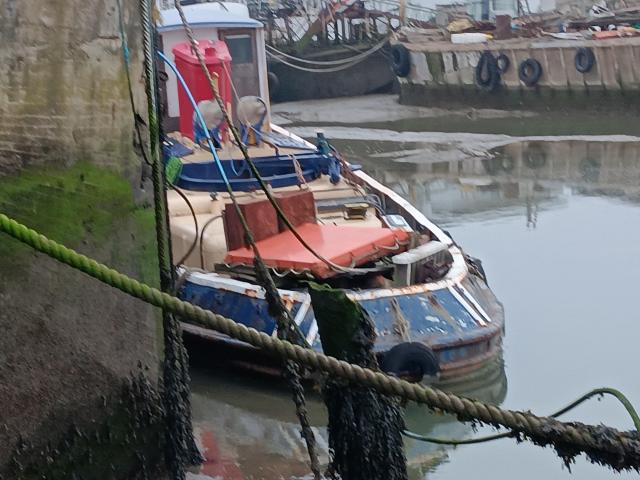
[188,96,640,480]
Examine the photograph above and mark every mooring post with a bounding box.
[308,283,408,480]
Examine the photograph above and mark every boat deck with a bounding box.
[169,173,383,270]
[167,132,313,162]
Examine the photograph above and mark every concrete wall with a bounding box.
[0,0,147,177]
[398,38,640,110]
[0,0,167,477]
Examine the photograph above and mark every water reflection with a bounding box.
[189,359,506,480]
[188,135,640,480]
[337,140,640,227]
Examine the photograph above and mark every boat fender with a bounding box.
[475,51,501,92]
[575,47,596,73]
[496,53,511,73]
[518,58,542,87]
[523,143,547,169]
[390,44,411,78]
[267,71,279,98]
[380,342,440,383]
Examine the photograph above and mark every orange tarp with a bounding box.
[224,223,409,278]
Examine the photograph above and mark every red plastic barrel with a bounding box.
[172,40,232,140]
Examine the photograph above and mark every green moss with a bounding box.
[399,83,640,112]
[130,208,160,288]
[0,162,159,288]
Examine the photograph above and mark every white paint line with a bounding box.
[448,286,486,327]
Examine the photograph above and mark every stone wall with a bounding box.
[0,0,167,477]
[0,0,146,178]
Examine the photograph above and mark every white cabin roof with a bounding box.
[158,3,262,31]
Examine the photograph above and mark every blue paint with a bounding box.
[177,152,338,192]
[181,281,305,337]
[179,273,504,371]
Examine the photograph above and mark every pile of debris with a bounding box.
[395,0,640,45]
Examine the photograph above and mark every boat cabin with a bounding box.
[156,2,452,289]
[158,2,269,135]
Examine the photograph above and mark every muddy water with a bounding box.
[189,96,640,480]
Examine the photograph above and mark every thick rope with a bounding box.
[140,1,201,476]
[140,0,172,290]
[1,212,639,471]
[404,387,640,446]
[265,38,388,66]
[265,38,388,73]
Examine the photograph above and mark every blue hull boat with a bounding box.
[159,2,504,381]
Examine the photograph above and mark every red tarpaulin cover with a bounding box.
[224,223,409,278]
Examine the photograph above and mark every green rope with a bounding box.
[1,212,639,470]
[140,0,173,290]
[404,387,640,445]
[138,1,201,476]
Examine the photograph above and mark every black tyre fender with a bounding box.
[267,71,279,98]
[500,156,515,172]
[380,342,440,382]
[496,53,510,73]
[518,58,542,87]
[475,51,501,92]
[575,47,595,73]
[579,157,601,182]
[391,44,411,78]
[523,143,547,169]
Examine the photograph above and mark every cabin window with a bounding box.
[225,35,253,65]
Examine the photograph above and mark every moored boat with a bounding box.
[157,2,504,381]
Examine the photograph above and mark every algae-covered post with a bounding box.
[308,282,408,480]
[0,0,191,477]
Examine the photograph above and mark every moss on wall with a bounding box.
[399,82,640,112]
[0,162,158,287]
[0,162,165,475]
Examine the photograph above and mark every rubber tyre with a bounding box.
[523,143,547,169]
[475,51,501,92]
[381,342,440,382]
[267,71,279,98]
[496,53,510,73]
[391,44,411,78]
[579,157,601,182]
[518,58,542,87]
[575,47,595,73]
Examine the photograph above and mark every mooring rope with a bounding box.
[404,387,640,446]
[1,212,639,471]
[265,38,388,66]
[265,37,389,73]
[140,0,172,290]
[266,50,378,73]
